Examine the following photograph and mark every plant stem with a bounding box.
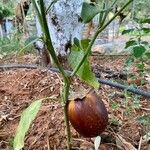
[62,82,72,150]
[32,0,72,149]
[71,0,134,76]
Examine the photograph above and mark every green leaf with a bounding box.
[145,52,150,58]
[122,29,135,35]
[125,40,137,49]
[74,38,80,48]
[140,18,150,24]
[141,41,149,46]
[80,39,91,51]
[81,2,103,23]
[137,63,144,71]
[141,28,150,34]
[68,41,99,89]
[133,45,146,58]
[13,100,42,150]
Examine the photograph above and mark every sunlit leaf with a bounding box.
[68,40,99,89]
[81,2,103,23]
[13,100,42,150]
[80,39,91,51]
[145,52,150,58]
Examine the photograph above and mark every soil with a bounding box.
[0,53,150,150]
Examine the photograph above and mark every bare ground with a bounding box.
[0,53,150,150]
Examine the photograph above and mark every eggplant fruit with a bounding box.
[68,90,108,137]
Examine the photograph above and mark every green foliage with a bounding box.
[19,36,39,54]
[133,0,150,19]
[110,116,119,126]
[137,115,150,134]
[137,115,150,124]
[124,40,137,49]
[116,0,150,20]
[123,18,150,73]
[0,36,22,54]
[0,33,36,55]
[122,29,135,35]
[13,100,42,150]
[81,2,103,23]
[0,3,12,20]
[68,38,99,89]
[132,45,146,58]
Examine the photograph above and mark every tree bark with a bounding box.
[35,0,84,66]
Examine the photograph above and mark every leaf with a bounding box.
[18,37,40,54]
[81,2,103,23]
[13,100,42,150]
[80,39,91,51]
[140,18,150,24]
[133,45,146,58]
[116,134,137,150]
[125,40,137,49]
[145,52,150,58]
[94,136,101,150]
[141,28,150,34]
[122,29,134,35]
[68,40,99,89]
[74,37,80,48]
[141,41,149,46]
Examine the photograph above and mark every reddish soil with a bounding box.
[0,54,150,150]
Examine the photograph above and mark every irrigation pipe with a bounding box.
[0,64,150,98]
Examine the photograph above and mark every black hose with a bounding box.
[99,79,150,98]
[0,64,150,98]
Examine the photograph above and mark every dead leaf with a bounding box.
[116,134,137,150]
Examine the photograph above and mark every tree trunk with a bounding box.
[36,0,84,66]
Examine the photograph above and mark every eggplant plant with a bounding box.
[13,0,134,150]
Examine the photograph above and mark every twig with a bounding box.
[47,136,50,150]
[0,64,150,98]
[138,136,142,150]
[27,132,44,150]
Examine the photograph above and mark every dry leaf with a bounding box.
[116,134,137,150]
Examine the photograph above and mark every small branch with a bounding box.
[0,64,150,98]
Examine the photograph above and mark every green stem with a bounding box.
[62,82,72,150]
[98,0,105,26]
[32,0,72,149]
[100,0,109,26]
[46,0,58,14]
[71,0,134,76]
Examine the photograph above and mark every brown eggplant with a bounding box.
[68,90,108,137]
